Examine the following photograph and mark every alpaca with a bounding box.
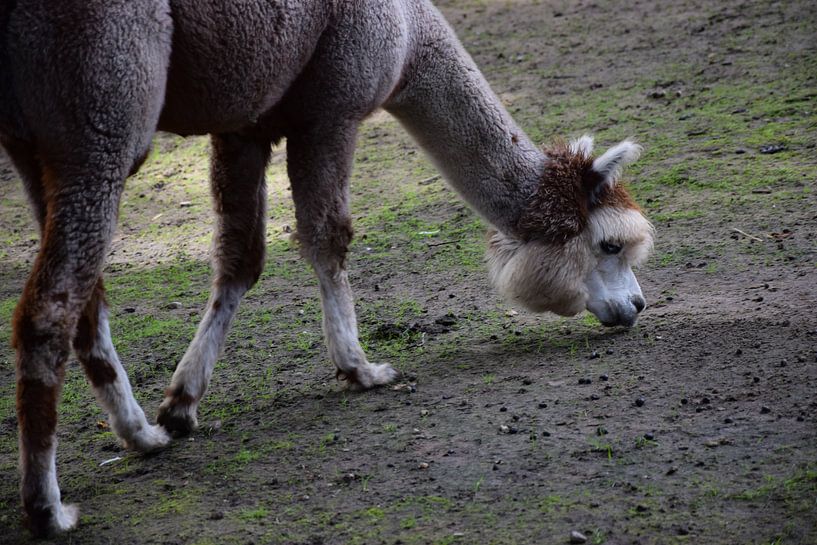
[0,0,653,535]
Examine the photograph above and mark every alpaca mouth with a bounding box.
[600,314,638,328]
[590,302,640,328]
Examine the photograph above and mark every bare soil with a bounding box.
[0,1,815,544]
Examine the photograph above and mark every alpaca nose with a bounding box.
[631,294,646,314]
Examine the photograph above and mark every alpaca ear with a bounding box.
[591,140,642,188]
[569,134,594,157]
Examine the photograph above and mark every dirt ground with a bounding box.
[1,1,815,544]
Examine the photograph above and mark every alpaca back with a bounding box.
[0,1,20,138]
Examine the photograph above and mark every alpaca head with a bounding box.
[487,135,653,327]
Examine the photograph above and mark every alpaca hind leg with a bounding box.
[158,133,270,435]
[9,3,171,533]
[2,141,75,534]
[17,131,166,449]
[73,280,170,451]
[14,161,132,535]
[287,124,398,388]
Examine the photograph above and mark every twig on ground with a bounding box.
[419,174,441,185]
[731,227,764,242]
[426,240,461,248]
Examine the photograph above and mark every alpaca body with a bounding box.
[1,0,652,536]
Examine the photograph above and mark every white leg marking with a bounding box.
[21,439,79,533]
[159,284,246,428]
[88,309,170,451]
[316,267,398,388]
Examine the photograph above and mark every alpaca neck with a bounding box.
[385,2,545,237]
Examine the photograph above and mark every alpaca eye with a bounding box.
[600,241,623,255]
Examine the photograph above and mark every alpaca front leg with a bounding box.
[316,265,399,388]
[158,133,270,434]
[157,284,248,434]
[287,123,398,388]
[73,281,169,452]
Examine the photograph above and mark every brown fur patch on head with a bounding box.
[596,181,639,211]
[516,139,639,244]
[516,140,600,244]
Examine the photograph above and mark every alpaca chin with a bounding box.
[486,231,590,316]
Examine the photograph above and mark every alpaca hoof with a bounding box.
[157,396,198,437]
[338,363,399,390]
[123,423,171,453]
[27,502,79,537]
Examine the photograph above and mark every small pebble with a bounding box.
[499,406,508,412]
[644,432,655,441]
[569,530,588,544]
[166,301,182,310]
[635,397,645,407]
[724,417,733,424]
[760,406,771,414]
[759,144,787,154]
[606,349,614,355]
[538,402,548,409]
[588,351,600,360]
[599,374,609,382]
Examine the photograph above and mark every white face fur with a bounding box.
[487,136,653,327]
[583,207,653,327]
[487,208,652,327]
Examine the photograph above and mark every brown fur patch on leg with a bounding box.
[157,385,198,436]
[163,384,197,407]
[11,310,53,352]
[80,356,117,388]
[72,280,118,387]
[17,373,64,535]
[17,376,62,451]
[72,280,105,354]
